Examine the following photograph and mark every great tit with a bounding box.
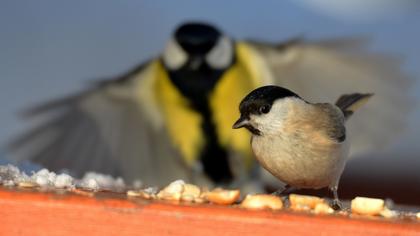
[8,22,411,188]
[233,85,373,208]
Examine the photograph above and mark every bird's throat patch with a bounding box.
[153,43,272,183]
[154,62,205,167]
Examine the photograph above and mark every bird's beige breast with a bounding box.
[251,133,346,189]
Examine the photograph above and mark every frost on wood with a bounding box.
[0,166,75,189]
[0,164,29,186]
[54,173,74,188]
[0,165,126,191]
[79,172,126,191]
[32,169,73,188]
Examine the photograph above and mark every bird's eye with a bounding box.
[259,105,271,114]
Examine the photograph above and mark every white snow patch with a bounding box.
[143,186,159,195]
[0,164,30,186]
[54,173,74,188]
[32,169,56,186]
[0,165,127,191]
[29,168,75,189]
[78,172,125,191]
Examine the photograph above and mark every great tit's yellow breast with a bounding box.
[209,42,273,168]
[152,61,204,166]
[147,43,272,169]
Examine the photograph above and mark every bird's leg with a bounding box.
[271,184,297,196]
[329,185,342,210]
[271,185,297,208]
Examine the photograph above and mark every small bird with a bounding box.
[233,85,373,208]
[8,21,410,189]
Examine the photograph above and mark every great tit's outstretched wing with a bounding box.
[248,38,413,155]
[7,61,190,185]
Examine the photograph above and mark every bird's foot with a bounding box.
[271,189,283,196]
[331,199,342,210]
[329,185,342,210]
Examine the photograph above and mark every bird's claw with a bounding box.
[331,199,342,210]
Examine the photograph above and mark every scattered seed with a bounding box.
[351,197,385,216]
[241,194,283,210]
[379,207,397,218]
[313,202,334,214]
[18,181,38,188]
[289,194,325,211]
[182,184,201,199]
[72,188,95,197]
[157,180,185,201]
[204,188,241,205]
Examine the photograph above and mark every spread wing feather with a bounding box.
[8,61,190,185]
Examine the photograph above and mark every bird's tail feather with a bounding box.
[335,93,374,119]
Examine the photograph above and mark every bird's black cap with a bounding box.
[239,85,301,116]
[175,22,221,55]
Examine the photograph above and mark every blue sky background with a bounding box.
[0,1,419,171]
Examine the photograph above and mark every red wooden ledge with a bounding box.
[0,187,419,236]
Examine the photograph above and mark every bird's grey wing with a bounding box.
[7,61,190,186]
[315,103,347,143]
[248,38,413,155]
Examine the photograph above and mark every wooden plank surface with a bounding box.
[0,187,419,236]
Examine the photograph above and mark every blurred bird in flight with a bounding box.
[8,22,411,189]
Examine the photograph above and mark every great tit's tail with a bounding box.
[335,93,374,119]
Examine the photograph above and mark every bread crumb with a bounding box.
[313,202,334,214]
[241,194,283,210]
[379,207,397,218]
[351,197,384,216]
[18,181,38,188]
[204,188,240,205]
[289,194,325,211]
[157,180,185,201]
[181,184,202,202]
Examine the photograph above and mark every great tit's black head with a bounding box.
[233,86,301,135]
[175,23,220,55]
[162,22,235,72]
[161,22,235,109]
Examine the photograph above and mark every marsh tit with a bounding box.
[233,85,372,208]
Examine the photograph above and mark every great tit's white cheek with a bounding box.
[162,39,188,70]
[205,36,233,69]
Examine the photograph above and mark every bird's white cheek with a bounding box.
[249,115,263,130]
[250,113,284,135]
[162,39,187,70]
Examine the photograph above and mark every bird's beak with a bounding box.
[232,115,249,129]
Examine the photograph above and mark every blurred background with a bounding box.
[0,0,419,204]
